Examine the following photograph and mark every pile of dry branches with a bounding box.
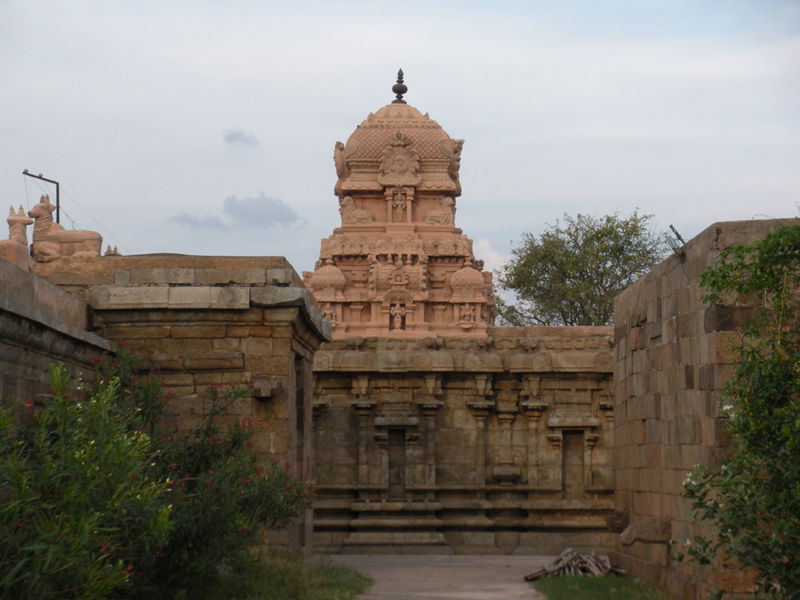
[523,548,626,581]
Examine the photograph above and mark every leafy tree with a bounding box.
[497,211,665,326]
[681,225,800,599]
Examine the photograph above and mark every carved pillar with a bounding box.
[416,374,444,488]
[585,432,599,490]
[350,375,376,497]
[520,375,547,487]
[467,374,494,486]
[491,389,520,484]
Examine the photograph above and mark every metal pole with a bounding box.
[22,169,61,224]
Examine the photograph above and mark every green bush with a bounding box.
[0,351,313,599]
[0,365,171,599]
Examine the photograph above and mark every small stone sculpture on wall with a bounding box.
[0,206,34,270]
[425,197,455,225]
[339,196,374,224]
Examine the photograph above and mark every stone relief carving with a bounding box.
[391,195,407,223]
[377,132,422,187]
[424,196,455,225]
[458,303,477,329]
[390,303,406,330]
[339,196,374,224]
[321,303,338,329]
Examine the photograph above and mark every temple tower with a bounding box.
[303,71,495,338]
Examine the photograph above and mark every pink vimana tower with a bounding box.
[303,70,496,339]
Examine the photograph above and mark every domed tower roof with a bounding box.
[334,70,464,196]
[450,260,487,303]
[307,261,346,302]
[308,71,495,338]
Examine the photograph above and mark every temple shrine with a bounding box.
[303,70,495,338]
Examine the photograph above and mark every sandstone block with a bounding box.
[184,351,244,370]
[141,352,181,371]
[129,267,195,285]
[620,517,671,546]
[170,325,226,339]
[103,324,170,340]
[90,285,169,309]
[194,268,265,285]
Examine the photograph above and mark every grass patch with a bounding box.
[194,552,372,600]
[531,574,669,600]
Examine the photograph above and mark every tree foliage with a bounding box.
[681,225,800,599]
[497,211,665,326]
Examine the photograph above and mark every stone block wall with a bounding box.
[32,255,330,552]
[0,259,114,402]
[612,219,798,598]
[312,326,616,554]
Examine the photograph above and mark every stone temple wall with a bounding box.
[0,258,114,403]
[611,218,798,599]
[312,326,616,554]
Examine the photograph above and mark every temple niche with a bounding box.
[303,71,494,339]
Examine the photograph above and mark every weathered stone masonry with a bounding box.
[31,254,331,551]
[0,259,114,401]
[612,218,798,599]
[312,328,616,554]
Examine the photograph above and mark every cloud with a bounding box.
[170,214,225,229]
[223,193,303,227]
[473,238,510,274]
[171,192,304,230]
[223,129,259,147]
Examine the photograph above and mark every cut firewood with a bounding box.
[523,549,623,581]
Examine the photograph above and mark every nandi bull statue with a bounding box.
[28,194,102,261]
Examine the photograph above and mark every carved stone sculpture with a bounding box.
[334,141,349,180]
[0,206,34,270]
[339,196,374,224]
[425,197,455,225]
[378,132,422,187]
[28,195,102,262]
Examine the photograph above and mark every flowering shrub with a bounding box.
[681,225,800,599]
[0,365,171,599]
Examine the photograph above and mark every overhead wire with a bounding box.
[62,188,131,254]
[21,173,131,254]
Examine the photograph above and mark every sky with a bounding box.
[1,0,799,280]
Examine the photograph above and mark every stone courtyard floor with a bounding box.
[329,554,552,600]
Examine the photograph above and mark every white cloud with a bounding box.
[473,238,510,275]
